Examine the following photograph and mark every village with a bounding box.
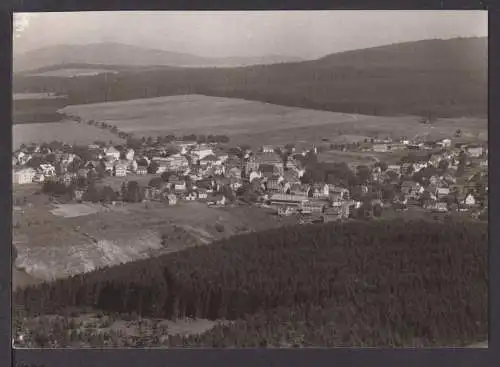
[12,131,489,223]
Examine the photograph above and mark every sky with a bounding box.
[13,11,488,59]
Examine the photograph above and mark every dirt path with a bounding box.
[175,224,214,244]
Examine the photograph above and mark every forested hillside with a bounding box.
[13,218,488,347]
[13,37,487,120]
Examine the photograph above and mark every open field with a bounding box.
[60,94,487,148]
[318,150,379,166]
[13,120,124,150]
[13,186,297,282]
[50,203,128,218]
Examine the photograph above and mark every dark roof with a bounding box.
[201,154,218,161]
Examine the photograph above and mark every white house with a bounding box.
[283,182,292,194]
[13,168,36,185]
[174,181,187,192]
[167,194,178,205]
[197,189,208,199]
[441,139,452,148]
[467,146,484,158]
[125,149,135,161]
[136,166,147,175]
[464,193,476,206]
[114,164,127,177]
[262,145,275,153]
[105,146,121,160]
[249,170,262,182]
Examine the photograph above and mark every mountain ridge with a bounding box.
[13,42,305,73]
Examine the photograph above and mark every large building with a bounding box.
[269,193,309,207]
[114,164,128,177]
[191,145,214,160]
[13,168,36,185]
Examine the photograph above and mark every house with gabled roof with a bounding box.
[463,192,477,206]
[249,170,262,182]
[328,185,350,202]
[467,145,484,158]
[114,164,127,177]
[104,146,120,160]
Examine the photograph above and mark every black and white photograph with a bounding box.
[11,10,488,348]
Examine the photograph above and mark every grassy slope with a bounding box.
[59,94,487,149]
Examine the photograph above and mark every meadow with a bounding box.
[13,120,124,150]
[60,94,488,148]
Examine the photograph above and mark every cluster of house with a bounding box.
[356,136,487,160]
[12,136,488,219]
[259,140,488,219]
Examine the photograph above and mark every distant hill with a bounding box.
[13,42,304,73]
[13,37,487,119]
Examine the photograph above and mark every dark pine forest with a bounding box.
[13,218,488,347]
